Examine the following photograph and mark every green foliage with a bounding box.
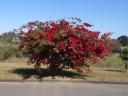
[120,47,128,70]
[0,30,22,60]
[2,47,13,59]
[120,47,128,61]
[1,31,19,44]
[0,44,23,60]
[118,35,128,46]
[94,54,123,68]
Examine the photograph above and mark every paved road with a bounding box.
[0,82,128,96]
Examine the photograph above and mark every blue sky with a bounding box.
[0,0,128,38]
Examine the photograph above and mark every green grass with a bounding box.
[94,53,124,68]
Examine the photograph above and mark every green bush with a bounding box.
[0,45,23,60]
[120,46,128,70]
[3,49,13,59]
[15,50,23,58]
[120,47,128,61]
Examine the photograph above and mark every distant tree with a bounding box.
[1,30,19,43]
[112,39,122,53]
[117,35,128,46]
[0,30,22,60]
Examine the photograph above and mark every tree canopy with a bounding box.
[118,35,128,46]
[18,18,113,73]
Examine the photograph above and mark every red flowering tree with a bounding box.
[18,18,113,73]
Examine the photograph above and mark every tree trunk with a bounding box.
[49,64,62,78]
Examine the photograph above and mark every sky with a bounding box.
[0,0,128,38]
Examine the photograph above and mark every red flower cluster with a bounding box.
[19,18,113,73]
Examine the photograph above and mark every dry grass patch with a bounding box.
[87,67,128,82]
[0,58,128,82]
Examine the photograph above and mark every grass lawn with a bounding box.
[94,53,123,68]
[0,55,128,82]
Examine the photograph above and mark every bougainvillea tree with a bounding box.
[18,18,113,73]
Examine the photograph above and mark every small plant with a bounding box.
[120,47,128,70]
